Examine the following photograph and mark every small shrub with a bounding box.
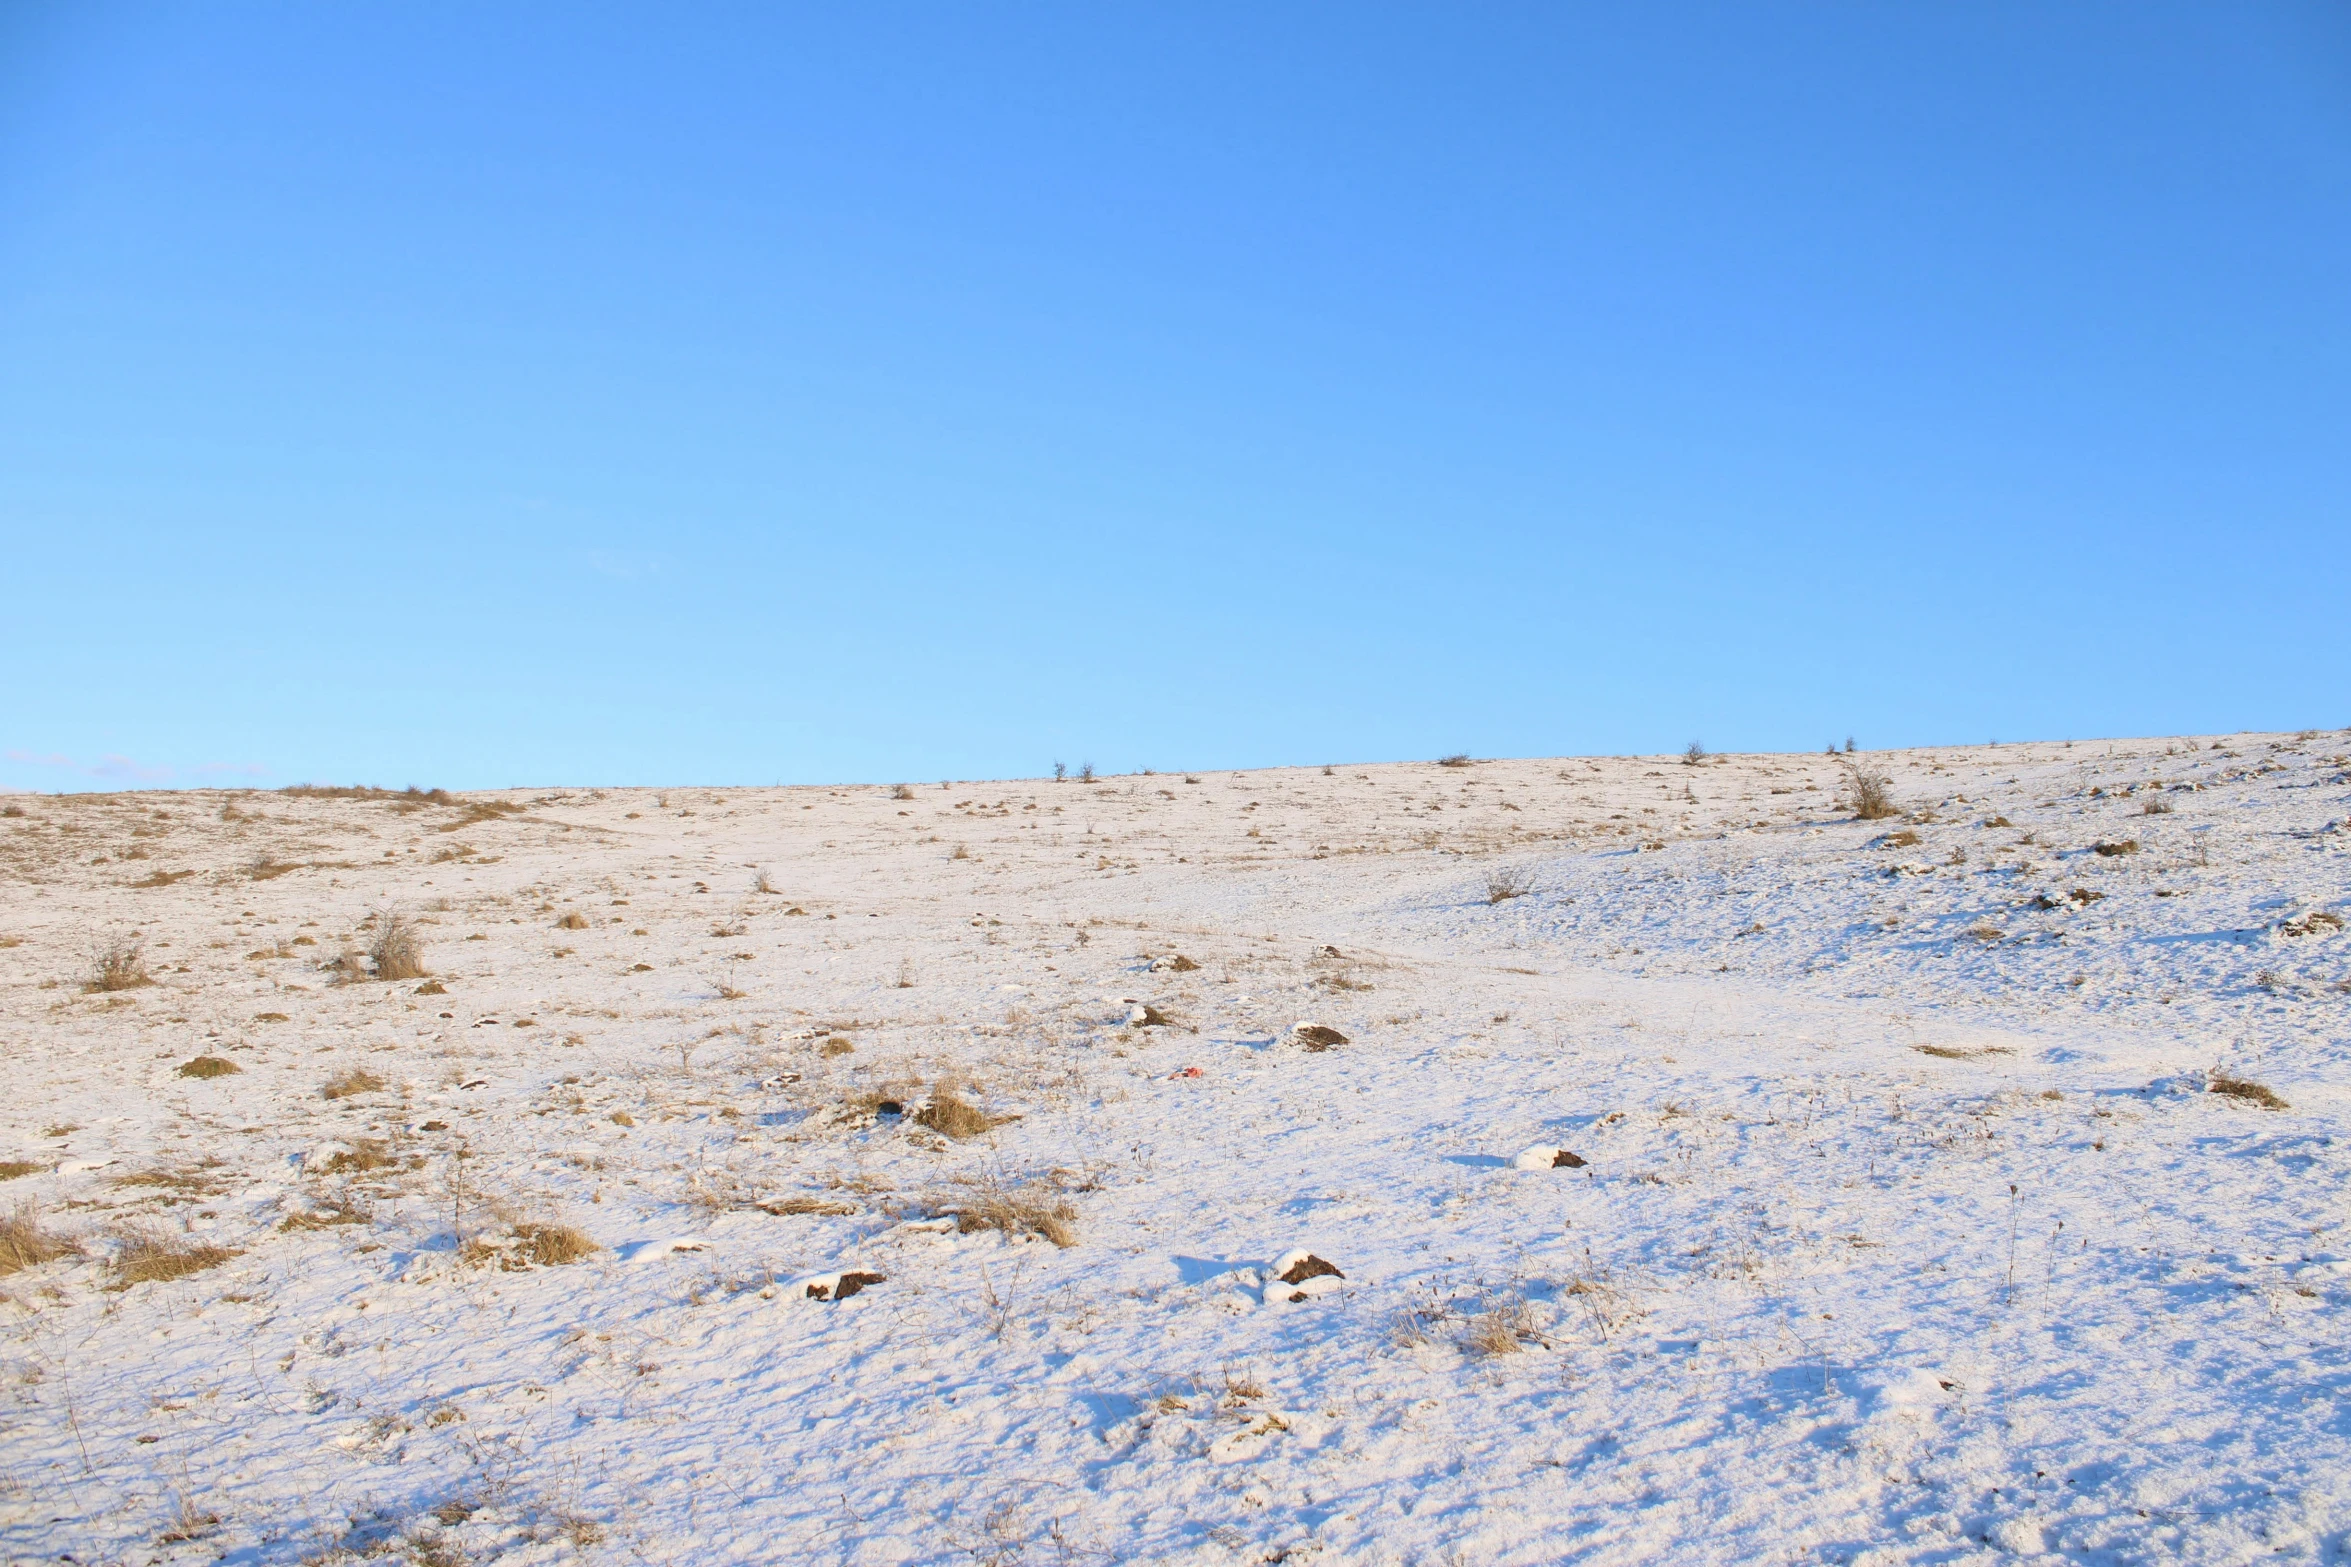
[891,783,915,800]
[1840,761,1897,821]
[1077,762,1096,783]
[176,1056,240,1079]
[2092,839,2139,857]
[2210,1075,2288,1110]
[2142,795,2173,815]
[1484,864,1534,904]
[1437,754,1471,768]
[556,911,589,930]
[819,1035,854,1058]
[1683,741,1706,766]
[108,1229,238,1288]
[1881,828,1921,848]
[86,937,153,993]
[322,1068,386,1100]
[0,1161,40,1181]
[0,1207,77,1275]
[1465,1295,1540,1356]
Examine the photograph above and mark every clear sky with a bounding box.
[3,4,2346,792]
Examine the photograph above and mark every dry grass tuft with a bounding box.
[1912,1044,2014,1060]
[1437,753,1472,768]
[2210,1074,2288,1111]
[2091,838,2140,857]
[86,937,153,993]
[1880,828,1921,848]
[317,1138,397,1174]
[176,1055,240,1079]
[0,1207,77,1275]
[0,1161,41,1182]
[556,911,590,930]
[1841,761,1898,821]
[513,1222,598,1266]
[891,783,916,800]
[368,909,429,982]
[758,1195,861,1218]
[108,1228,238,1288]
[916,1085,1007,1140]
[1465,1295,1541,1356]
[322,1068,387,1100]
[940,1181,1077,1248]
[819,1035,855,1058]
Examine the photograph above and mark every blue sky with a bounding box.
[3,4,2346,791]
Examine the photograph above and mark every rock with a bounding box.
[1127,1004,1173,1027]
[1273,1250,1343,1286]
[802,1270,886,1302]
[1292,1023,1348,1050]
[1512,1146,1585,1170]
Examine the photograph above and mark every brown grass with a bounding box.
[322,1068,386,1100]
[758,1195,861,1217]
[1465,1295,1541,1356]
[819,1035,855,1057]
[2091,839,2140,857]
[85,937,153,993]
[281,784,452,804]
[915,1085,1006,1140]
[462,1221,598,1269]
[317,1138,397,1174]
[108,1229,238,1288]
[1912,1044,2014,1060]
[176,1056,240,1079]
[2210,1075,2288,1110]
[556,911,590,930]
[1881,828,1922,848]
[1438,754,1472,768]
[940,1181,1077,1247]
[0,1162,40,1182]
[369,910,429,981]
[0,1207,77,1275]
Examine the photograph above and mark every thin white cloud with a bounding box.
[5,750,73,767]
[90,754,174,783]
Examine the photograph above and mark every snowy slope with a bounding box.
[0,733,2344,1564]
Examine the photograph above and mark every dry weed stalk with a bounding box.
[85,937,153,993]
[369,909,429,982]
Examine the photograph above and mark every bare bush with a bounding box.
[1465,1294,1541,1356]
[891,783,915,800]
[369,909,429,981]
[556,911,589,930]
[176,1056,240,1079]
[1484,864,1535,904]
[1437,754,1471,768]
[1683,741,1707,766]
[86,937,153,993]
[1839,761,1897,821]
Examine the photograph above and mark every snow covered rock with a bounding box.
[1512,1145,1586,1170]
[1291,1023,1347,1050]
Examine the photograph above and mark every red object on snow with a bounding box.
[1169,1066,1204,1079]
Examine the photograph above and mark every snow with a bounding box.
[0,733,2346,1562]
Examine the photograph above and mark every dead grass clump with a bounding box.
[916,1086,1007,1140]
[513,1223,598,1266]
[245,853,299,881]
[556,911,590,930]
[1437,754,1472,768]
[2210,1075,2288,1111]
[1912,1044,2014,1060]
[1880,828,1922,848]
[2278,910,2345,938]
[2143,795,2174,815]
[0,1162,40,1182]
[86,937,153,992]
[131,869,195,888]
[369,909,429,981]
[318,1138,397,1174]
[108,1229,238,1288]
[281,784,453,804]
[891,783,916,800]
[2091,839,2140,857]
[1840,761,1898,821]
[0,1207,77,1275]
[758,1195,861,1218]
[322,1068,387,1100]
[176,1056,240,1079]
[1484,864,1535,904]
[819,1035,854,1058]
[943,1183,1078,1248]
[1465,1295,1542,1356]
[437,800,525,832]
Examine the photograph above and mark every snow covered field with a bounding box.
[3,732,2346,1565]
